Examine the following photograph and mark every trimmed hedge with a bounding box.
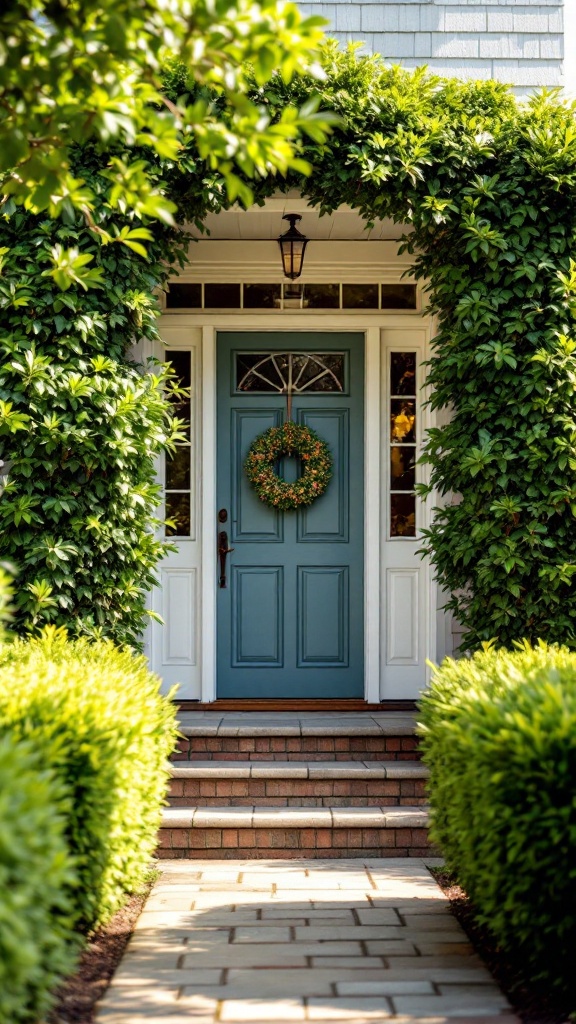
[418,642,576,993]
[0,733,78,1023]
[0,631,178,930]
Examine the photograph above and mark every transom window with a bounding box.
[165,282,417,311]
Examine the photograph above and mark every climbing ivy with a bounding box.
[0,146,188,645]
[2,44,576,649]
[244,49,576,650]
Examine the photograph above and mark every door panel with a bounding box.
[297,566,349,666]
[298,410,348,542]
[232,410,283,541]
[217,331,364,699]
[232,566,283,665]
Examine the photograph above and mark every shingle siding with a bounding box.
[300,0,565,93]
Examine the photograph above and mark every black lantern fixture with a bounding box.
[278,214,308,280]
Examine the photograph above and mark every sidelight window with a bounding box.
[389,352,417,538]
[164,350,192,537]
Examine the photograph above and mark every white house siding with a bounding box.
[299,0,565,93]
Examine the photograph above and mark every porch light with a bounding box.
[278,214,308,280]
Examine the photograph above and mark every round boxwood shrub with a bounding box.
[0,631,178,930]
[0,732,78,1023]
[418,642,576,994]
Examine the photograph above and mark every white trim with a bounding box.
[378,329,434,699]
[162,313,422,330]
[364,326,381,703]
[159,311,435,703]
[200,326,217,702]
[172,240,415,286]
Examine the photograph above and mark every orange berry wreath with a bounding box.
[244,422,333,511]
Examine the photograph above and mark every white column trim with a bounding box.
[200,326,217,702]
[364,327,382,702]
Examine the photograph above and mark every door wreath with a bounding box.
[244,422,333,511]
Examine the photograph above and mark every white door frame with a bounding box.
[150,305,436,704]
[164,313,434,703]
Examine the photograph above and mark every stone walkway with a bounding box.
[95,859,518,1024]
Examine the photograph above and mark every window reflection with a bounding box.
[390,493,416,537]
[391,352,416,396]
[165,493,191,538]
[381,284,417,309]
[390,400,416,444]
[166,446,191,490]
[390,447,416,490]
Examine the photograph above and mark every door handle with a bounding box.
[218,530,234,588]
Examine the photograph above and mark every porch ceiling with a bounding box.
[187,189,409,242]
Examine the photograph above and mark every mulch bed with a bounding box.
[433,869,574,1024]
[47,886,150,1024]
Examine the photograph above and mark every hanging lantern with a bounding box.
[278,214,308,280]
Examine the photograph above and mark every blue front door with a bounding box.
[216,332,364,698]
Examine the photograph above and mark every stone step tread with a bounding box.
[170,759,428,780]
[161,805,429,829]
[177,711,418,738]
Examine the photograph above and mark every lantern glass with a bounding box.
[278,215,308,280]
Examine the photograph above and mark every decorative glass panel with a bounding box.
[381,284,417,309]
[165,283,202,308]
[244,283,282,309]
[389,352,417,537]
[204,283,241,308]
[342,283,379,309]
[165,349,192,537]
[236,353,345,394]
[390,493,416,537]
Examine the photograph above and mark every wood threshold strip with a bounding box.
[175,699,418,712]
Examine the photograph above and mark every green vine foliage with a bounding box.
[0,148,188,646]
[3,45,576,649]
[240,48,576,651]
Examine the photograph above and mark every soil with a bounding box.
[47,886,150,1024]
[432,869,574,1024]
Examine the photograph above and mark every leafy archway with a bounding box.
[2,45,576,649]
[240,49,576,651]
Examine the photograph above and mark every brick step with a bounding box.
[173,712,420,762]
[168,760,428,807]
[158,805,431,860]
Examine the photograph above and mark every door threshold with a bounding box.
[176,699,418,712]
